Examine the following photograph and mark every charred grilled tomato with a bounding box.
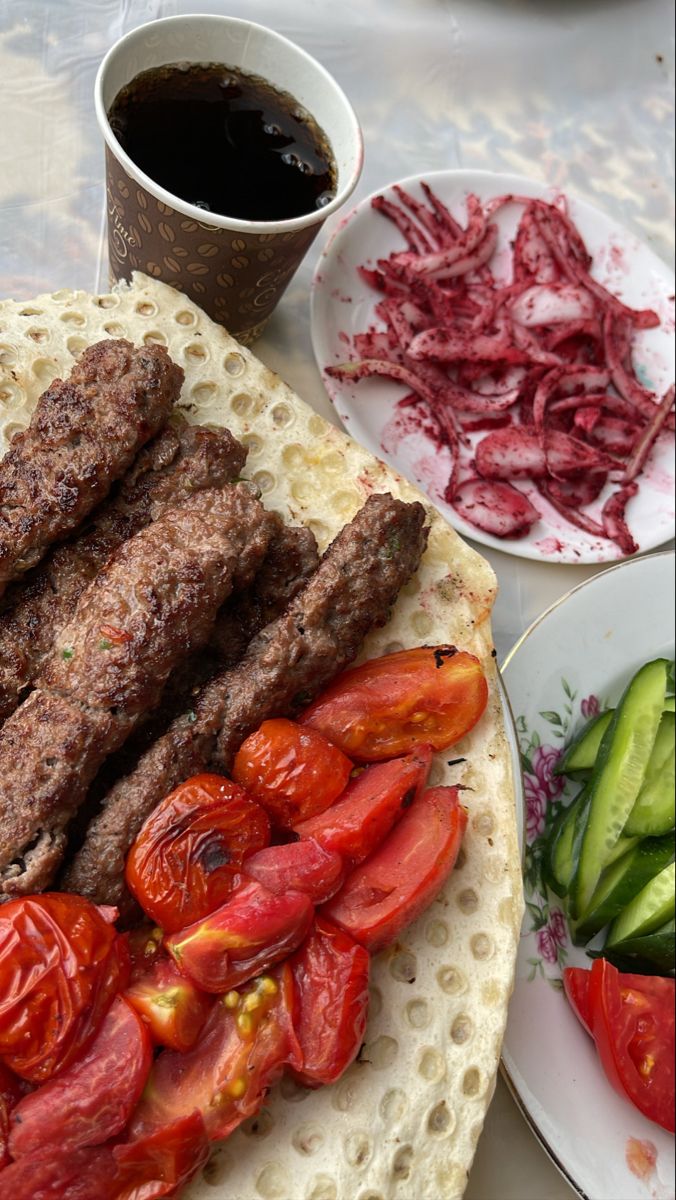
[289,917,370,1087]
[243,839,345,905]
[294,746,433,862]
[129,964,302,1143]
[8,996,152,1158]
[299,646,488,761]
[113,1111,210,1199]
[232,719,353,826]
[125,774,271,933]
[0,893,128,1083]
[323,786,468,953]
[124,955,214,1052]
[165,879,313,994]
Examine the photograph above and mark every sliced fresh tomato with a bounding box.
[323,786,467,953]
[165,879,314,993]
[0,893,128,1083]
[126,774,271,933]
[563,965,668,1040]
[9,996,152,1158]
[588,958,675,1133]
[294,746,433,862]
[300,646,488,761]
[0,1145,120,1200]
[114,1112,210,1200]
[231,719,353,826]
[244,839,345,904]
[0,1062,25,1169]
[129,964,302,1142]
[289,917,370,1087]
[124,956,213,1052]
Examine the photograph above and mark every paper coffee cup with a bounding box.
[95,15,363,344]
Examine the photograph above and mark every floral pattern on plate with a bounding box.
[517,682,609,985]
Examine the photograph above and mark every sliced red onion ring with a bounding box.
[550,391,640,422]
[539,483,606,537]
[509,283,596,327]
[602,484,639,555]
[409,326,534,365]
[451,478,540,538]
[535,207,659,329]
[326,358,461,493]
[476,426,618,480]
[513,205,559,284]
[392,195,487,277]
[585,416,638,457]
[546,473,608,509]
[372,193,434,254]
[420,180,464,239]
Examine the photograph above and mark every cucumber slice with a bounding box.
[624,712,675,837]
[572,658,670,918]
[663,696,675,713]
[573,835,675,943]
[546,790,586,897]
[603,835,641,869]
[556,710,613,776]
[606,860,676,946]
[601,918,675,974]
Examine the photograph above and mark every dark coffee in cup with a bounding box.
[108,63,337,223]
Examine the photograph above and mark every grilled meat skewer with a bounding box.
[0,418,246,722]
[63,494,428,911]
[0,484,276,899]
[0,339,182,596]
[70,518,321,841]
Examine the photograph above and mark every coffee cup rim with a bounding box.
[95,13,364,235]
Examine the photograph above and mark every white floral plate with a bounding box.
[311,169,676,565]
[501,551,675,1200]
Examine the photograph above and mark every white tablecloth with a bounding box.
[1,2,673,1196]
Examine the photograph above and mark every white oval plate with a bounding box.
[311,169,675,565]
[501,550,675,1200]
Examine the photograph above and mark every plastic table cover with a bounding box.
[0,3,673,1197]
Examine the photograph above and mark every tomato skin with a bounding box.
[8,996,152,1158]
[0,893,128,1083]
[0,1062,25,1169]
[300,646,488,761]
[244,839,345,904]
[165,879,314,994]
[289,917,370,1087]
[124,956,213,1052]
[588,959,675,1133]
[113,1112,210,1200]
[323,786,468,953]
[232,719,353,826]
[563,967,593,1036]
[0,1145,120,1200]
[294,746,433,863]
[130,964,302,1142]
[126,774,271,933]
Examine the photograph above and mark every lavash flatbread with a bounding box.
[0,273,523,1200]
